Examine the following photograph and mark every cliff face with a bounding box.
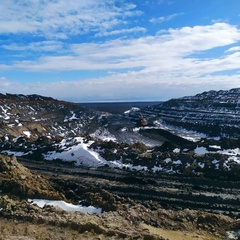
[149,88,240,138]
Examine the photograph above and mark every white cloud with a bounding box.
[0,0,140,38]
[95,27,146,37]
[0,77,22,93]
[0,64,11,71]
[2,41,63,52]
[1,21,240,101]
[1,71,239,102]
[7,23,240,75]
[150,12,184,23]
[225,46,240,53]
[162,23,240,53]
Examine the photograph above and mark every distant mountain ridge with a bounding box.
[78,101,162,114]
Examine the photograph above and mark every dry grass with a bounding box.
[140,223,222,240]
[0,217,224,240]
[0,218,100,240]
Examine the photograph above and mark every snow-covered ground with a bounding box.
[194,146,240,165]
[153,120,213,142]
[28,199,102,214]
[42,138,240,173]
[43,137,151,171]
[1,135,240,174]
[124,107,140,115]
[227,229,240,240]
[90,128,117,142]
[44,137,107,167]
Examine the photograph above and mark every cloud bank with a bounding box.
[0,1,240,101]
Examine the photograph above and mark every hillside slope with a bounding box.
[0,92,239,179]
[0,93,99,140]
[147,88,240,138]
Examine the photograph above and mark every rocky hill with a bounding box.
[147,88,240,138]
[0,93,99,141]
[0,154,64,200]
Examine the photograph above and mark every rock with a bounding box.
[19,175,26,180]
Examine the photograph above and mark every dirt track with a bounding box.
[18,157,240,218]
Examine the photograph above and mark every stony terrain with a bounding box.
[0,155,239,240]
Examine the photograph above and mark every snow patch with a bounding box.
[1,150,26,156]
[90,128,117,142]
[120,127,128,132]
[226,230,240,240]
[133,127,140,132]
[164,158,172,163]
[173,148,180,153]
[69,111,78,121]
[28,199,102,214]
[124,107,140,114]
[209,145,221,149]
[152,165,163,173]
[44,137,107,167]
[173,160,182,165]
[194,146,208,154]
[198,162,205,168]
[23,131,31,138]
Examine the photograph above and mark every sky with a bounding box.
[0,0,240,102]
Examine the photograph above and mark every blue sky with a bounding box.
[0,0,240,102]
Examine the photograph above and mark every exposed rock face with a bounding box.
[147,88,240,138]
[0,155,64,200]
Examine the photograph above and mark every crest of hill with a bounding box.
[0,93,56,102]
[155,87,240,110]
[0,93,76,107]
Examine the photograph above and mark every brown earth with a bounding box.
[0,155,64,200]
[0,155,239,239]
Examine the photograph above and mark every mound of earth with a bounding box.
[0,193,239,240]
[0,155,64,200]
